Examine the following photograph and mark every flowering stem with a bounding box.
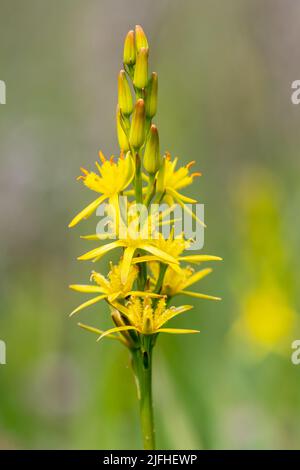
[131,339,155,450]
[134,152,143,205]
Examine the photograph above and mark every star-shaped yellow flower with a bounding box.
[69,151,134,228]
[96,296,199,340]
[69,262,161,316]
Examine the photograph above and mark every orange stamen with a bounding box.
[99,151,106,163]
[191,172,202,178]
[186,160,195,170]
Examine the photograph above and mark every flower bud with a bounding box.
[135,25,149,51]
[145,72,158,118]
[143,125,161,174]
[116,105,130,152]
[133,47,148,89]
[118,70,133,115]
[156,155,166,194]
[123,30,136,65]
[129,99,145,149]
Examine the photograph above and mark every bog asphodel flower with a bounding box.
[68,25,221,450]
[69,262,162,316]
[68,151,134,228]
[101,297,198,340]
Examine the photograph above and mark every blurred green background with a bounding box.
[1,0,300,449]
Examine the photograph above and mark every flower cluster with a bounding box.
[69,25,221,349]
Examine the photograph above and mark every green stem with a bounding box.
[134,152,143,205]
[154,263,167,294]
[131,340,155,450]
[144,173,156,207]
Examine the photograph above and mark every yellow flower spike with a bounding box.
[69,24,221,451]
[129,99,146,149]
[123,30,136,66]
[116,105,130,152]
[145,72,158,118]
[118,70,133,115]
[143,124,161,175]
[135,25,149,51]
[133,48,148,90]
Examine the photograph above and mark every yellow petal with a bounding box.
[69,284,105,293]
[156,305,193,328]
[167,187,197,204]
[127,291,163,298]
[107,291,122,303]
[180,290,221,301]
[110,301,130,318]
[179,255,222,263]
[80,234,113,241]
[78,322,127,344]
[139,244,179,265]
[182,268,212,289]
[68,194,107,228]
[156,328,200,334]
[176,197,206,227]
[121,246,136,284]
[97,325,138,341]
[69,294,107,317]
[132,255,162,264]
[78,240,124,261]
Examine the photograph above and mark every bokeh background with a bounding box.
[1,0,300,449]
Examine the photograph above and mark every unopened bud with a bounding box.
[145,72,158,118]
[156,155,166,194]
[129,99,145,149]
[133,47,148,89]
[135,25,149,51]
[143,125,160,174]
[116,105,130,152]
[118,70,133,115]
[123,30,136,65]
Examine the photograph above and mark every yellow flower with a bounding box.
[68,151,134,228]
[69,262,161,316]
[132,232,222,266]
[77,220,183,285]
[154,153,200,200]
[150,264,221,301]
[97,296,199,340]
